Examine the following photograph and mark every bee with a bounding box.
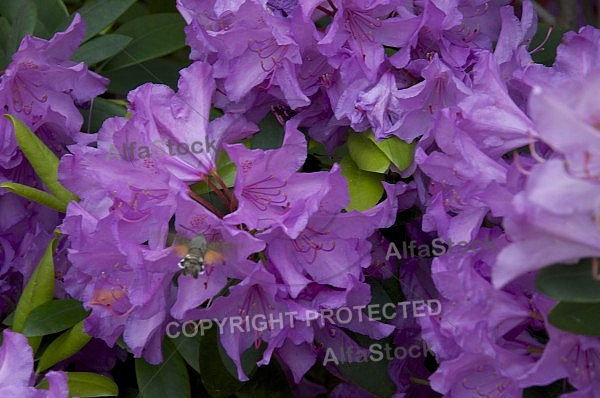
[171,233,227,286]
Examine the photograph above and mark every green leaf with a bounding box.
[37,372,118,397]
[368,133,415,171]
[337,352,396,397]
[335,347,396,398]
[103,13,186,72]
[0,0,37,56]
[548,301,600,337]
[198,328,243,397]
[0,17,11,69]
[236,358,293,398]
[251,112,285,150]
[170,333,201,374]
[22,299,89,337]
[384,46,398,57]
[37,320,92,373]
[2,310,14,326]
[6,114,78,205]
[12,238,56,353]
[116,3,151,25]
[347,132,390,173]
[72,33,132,65]
[32,0,69,39]
[135,338,191,398]
[73,0,137,41]
[146,0,178,13]
[536,258,600,303]
[523,379,575,398]
[103,57,191,95]
[340,156,384,212]
[215,151,237,189]
[216,336,262,381]
[80,97,128,133]
[0,182,67,212]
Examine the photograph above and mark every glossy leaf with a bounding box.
[12,238,56,354]
[103,13,186,71]
[171,333,201,374]
[37,321,92,372]
[0,17,10,68]
[368,133,415,171]
[0,182,67,212]
[347,132,390,173]
[217,336,262,381]
[135,339,190,398]
[75,0,137,41]
[103,58,190,95]
[80,97,128,133]
[548,302,600,337]
[536,258,600,303]
[37,372,118,397]
[22,299,89,337]
[0,0,37,56]
[32,0,69,39]
[336,352,396,398]
[251,112,284,150]
[72,33,132,65]
[236,358,293,398]
[340,156,384,212]
[6,114,78,205]
[198,328,243,397]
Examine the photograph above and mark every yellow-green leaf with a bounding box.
[37,321,91,373]
[367,132,415,171]
[347,132,390,173]
[5,114,78,205]
[12,238,57,352]
[340,156,384,211]
[0,182,67,212]
[37,372,118,397]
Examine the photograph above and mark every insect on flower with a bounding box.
[171,233,227,286]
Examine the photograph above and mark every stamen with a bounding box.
[513,152,531,175]
[528,133,546,163]
[530,25,554,55]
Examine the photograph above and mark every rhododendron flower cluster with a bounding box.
[2,0,600,397]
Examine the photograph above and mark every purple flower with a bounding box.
[518,295,600,393]
[357,55,472,142]
[302,0,421,78]
[456,51,536,158]
[223,120,328,238]
[267,0,299,18]
[493,68,600,288]
[103,62,255,181]
[58,142,182,363]
[196,266,297,381]
[169,195,266,320]
[429,351,525,397]
[493,159,600,288]
[181,0,309,107]
[260,173,401,297]
[0,13,107,163]
[0,329,68,397]
[523,26,600,90]
[0,14,107,312]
